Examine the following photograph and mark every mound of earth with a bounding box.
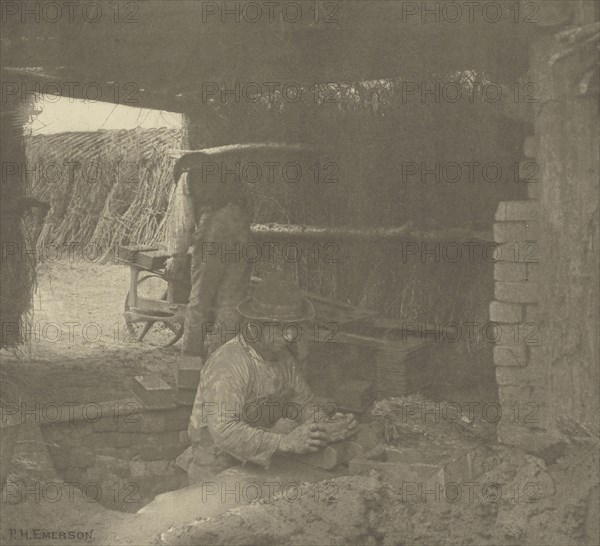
[158,444,599,546]
[159,475,384,546]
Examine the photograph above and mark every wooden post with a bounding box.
[531,0,599,430]
[0,81,36,349]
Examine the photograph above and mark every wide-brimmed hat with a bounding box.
[237,271,314,322]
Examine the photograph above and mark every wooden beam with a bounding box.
[251,223,493,242]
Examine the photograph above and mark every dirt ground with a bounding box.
[156,446,600,546]
[1,261,599,546]
[1,260,180,406]
[2,434,598,546]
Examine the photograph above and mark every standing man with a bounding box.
[176,271,356,483]
[165,153,252,360]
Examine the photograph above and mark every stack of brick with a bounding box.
[175,359,203,405]
[39,381,194,512]
[491,192,550,447]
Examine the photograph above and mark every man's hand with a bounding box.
[345,414,358,435]
[164,255,186,281]
[278,422,328,454]
[271,418,300,434]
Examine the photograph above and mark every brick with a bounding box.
[177,370,201,391]
[384,447,425,464]
[495,366,545,387]
[93,446,118,459]
[176,388,197,406]
[491,319,540,346]
[489,301,523,322]
[132,430,181,449]
[164,407,193,430]
[527,181,542,199]
[443,450,483,483]
[111,432,133,447]
[498,385,546,404]
[147,460,172,475]
[495,201,538,222]
[349,459,444,488]
[116,446,140,459]
[494,345,527,366]
[497,406,547,432]
[494,324,524,347]
[491,243,518,263]
[527,262,540,282]
[528,346,544,365]
[349,449,479,488]
[129,461,147,480]
[494,262,528,281]
[131,376,176,410]
[498,387,528,408]
[69,448,94,469]
[130,460,170,479]
[496,422,553,447]
[91,417,118,433]
[492,242,541,264]
[495,282,539,303]
[140,412,168,433]
[292,446,337,470]
[86,432,132,448]
[177,355,203,388]
[493,221,539,243]
[117,417,142,433]
[94,456,130,478]
[525,304,540,323]
[523,136,537,158]
[293,440,363,470]
[111,399,144,418]
[136,444,187,461]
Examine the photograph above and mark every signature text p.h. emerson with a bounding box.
[7,529,95,541]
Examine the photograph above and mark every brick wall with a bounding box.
[40,400,192,512]
[490,0,599,449]
[491,197,551,448]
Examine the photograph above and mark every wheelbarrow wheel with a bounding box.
[124,273,184,348]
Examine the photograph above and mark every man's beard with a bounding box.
[253,340,288,361]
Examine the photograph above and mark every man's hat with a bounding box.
[237,271,315,322]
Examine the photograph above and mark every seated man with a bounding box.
[176,271,355,483]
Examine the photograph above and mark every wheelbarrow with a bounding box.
[117,243,385,349]
[118,246,191,348]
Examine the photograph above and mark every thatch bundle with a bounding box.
[29,128,182,257]
[371,395,480,447]
[0,93,37,349]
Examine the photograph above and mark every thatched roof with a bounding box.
[30,128,179,161]
[26,128,181,253]
[1,0,530,112]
